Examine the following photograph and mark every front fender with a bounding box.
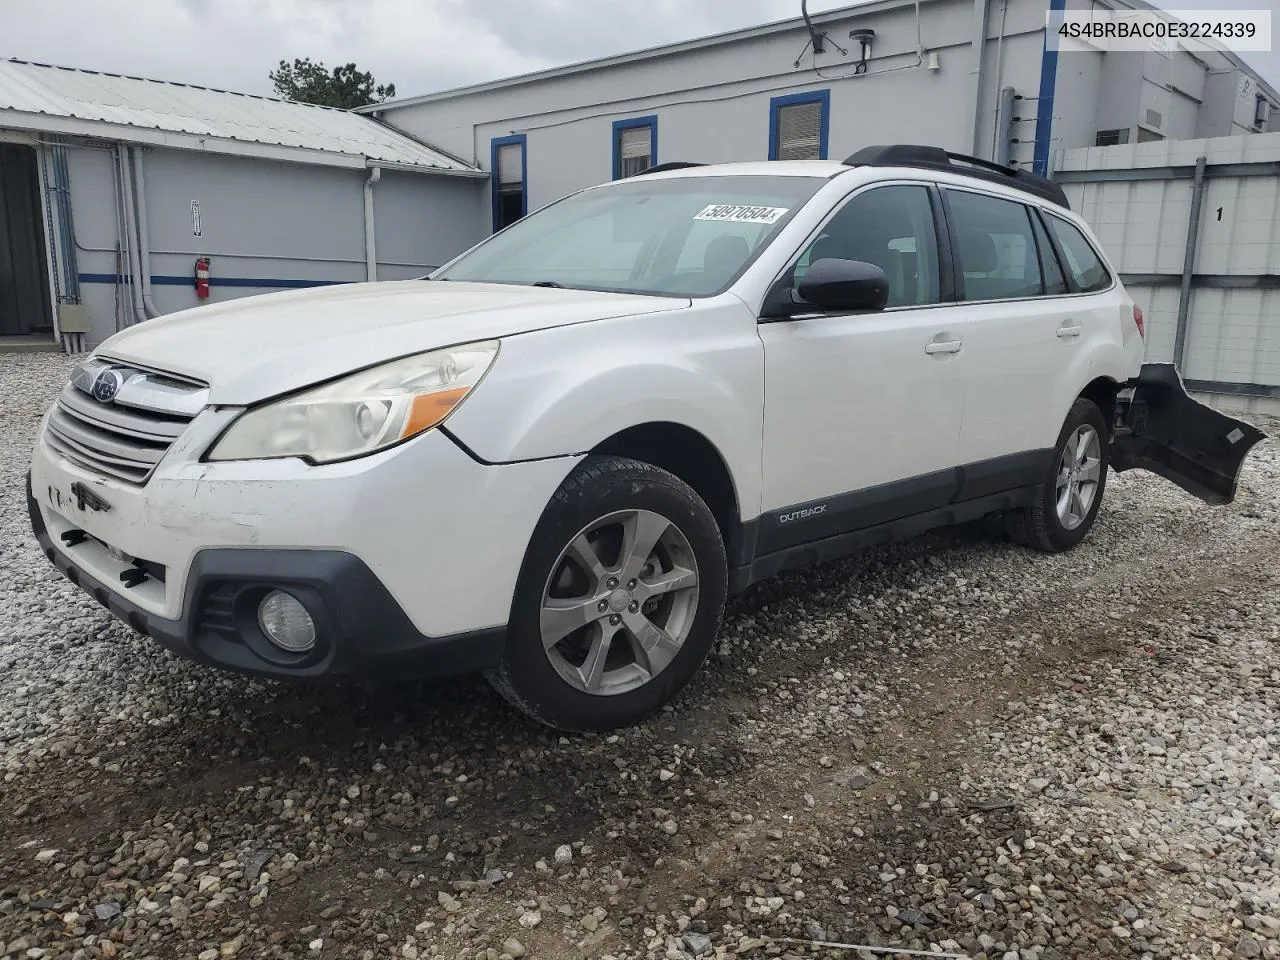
[443,309,765,520]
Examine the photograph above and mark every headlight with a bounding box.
[206,340,499,463]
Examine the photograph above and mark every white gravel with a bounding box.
[1,352,1277,960]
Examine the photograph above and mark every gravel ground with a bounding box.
[1,352,1277,960]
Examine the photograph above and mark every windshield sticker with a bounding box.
[693,204,790,224]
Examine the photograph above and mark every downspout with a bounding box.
[364,165,381,282]
[988,0,1010,160]
[130,146,161,319]
[1172,155,1208,370]
[116,143,149,327]
[966,0,992,157]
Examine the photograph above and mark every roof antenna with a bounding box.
[795,0,849,66]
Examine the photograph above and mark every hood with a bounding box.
[96,280,689,404]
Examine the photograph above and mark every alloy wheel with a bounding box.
[539,509,700,696]
[1055,424,1102,530]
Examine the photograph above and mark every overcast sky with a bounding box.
[0,0,1276,100]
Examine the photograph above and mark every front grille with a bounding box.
[43,358,209,484]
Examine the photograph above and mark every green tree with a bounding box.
[269,58,396,109]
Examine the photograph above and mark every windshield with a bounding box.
[434,175,826,297]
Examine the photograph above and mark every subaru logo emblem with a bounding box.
[91,369,125,403]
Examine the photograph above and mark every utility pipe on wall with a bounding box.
[130,146,161,319]
[364,165,382,282]
[966,0,992,158]
[1173,155,1208,369]
[115,143,149,327]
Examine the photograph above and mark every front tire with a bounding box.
[487,455,728,732]
[1005,398,1109,552]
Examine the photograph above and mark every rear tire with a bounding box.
[1005,398,1109,552]
[486,455,727,732]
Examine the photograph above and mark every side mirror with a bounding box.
[796,258,889,312]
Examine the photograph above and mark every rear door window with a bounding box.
[1043,215,1112,293]
[945,189,1044,301]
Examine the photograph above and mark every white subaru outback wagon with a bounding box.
[28,144,1265,731]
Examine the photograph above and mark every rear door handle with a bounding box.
[924,339,962,355]
[1056,323,1083,339]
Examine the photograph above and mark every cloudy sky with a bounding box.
[1,0,1276,100]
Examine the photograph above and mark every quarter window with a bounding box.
[1044,215,1112,292]
[1030,210,1068,295]
[946,190,1044,301]
[793,185,941,307]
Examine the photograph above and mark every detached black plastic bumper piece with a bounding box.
[1113,363,1267,505]
[27,475,505,680]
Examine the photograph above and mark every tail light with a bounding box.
[1133,304,1145,338]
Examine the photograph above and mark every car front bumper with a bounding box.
[27,477,505,679]
[27,420,579,680]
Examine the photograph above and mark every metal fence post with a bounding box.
[1172,155,1207,369]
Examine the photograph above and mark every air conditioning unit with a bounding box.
[1256,95,1272,130]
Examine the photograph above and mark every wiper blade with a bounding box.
[531,280,564,288]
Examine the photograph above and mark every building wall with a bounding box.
[378,0,1275,231]
[1231,74,1276,135]
[381,0,1056,218]
[1092,51,1143,139]
[58,143,485,345]
[1197,70,1240,138]
[372,170,487,279]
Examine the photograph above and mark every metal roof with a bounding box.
[0,58,483,176]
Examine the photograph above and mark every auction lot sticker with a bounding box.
[694,204,790,224]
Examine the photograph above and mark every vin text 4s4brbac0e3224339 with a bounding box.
[28,145,1267,732]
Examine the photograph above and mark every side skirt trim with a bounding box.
[752,450,1051,557]
[732,450,1053,592]
[744,486,1035,586]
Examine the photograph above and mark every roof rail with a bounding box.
[843,144,1070,210]
[636,161,706,175]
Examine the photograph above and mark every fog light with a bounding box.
[257,591,316,652]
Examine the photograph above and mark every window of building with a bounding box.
[1256,95,1272,130]
[613,116,657,179]
[769,90,830,161]
[791,185,941,307]
[946,189,1044,301]
[1095,128,1131,147]
[1136,126,1164,142]
[491,134,527,232]
[1043,215,1112,292]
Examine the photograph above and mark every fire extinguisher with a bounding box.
[194,257,211,299]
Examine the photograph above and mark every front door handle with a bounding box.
[1056,322,1083,339]
[924,339,962,355]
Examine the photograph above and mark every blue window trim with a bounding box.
[611,114,658,180]
[1032,0,1067,176]
[768,89,830,161]
[490,133,528,233]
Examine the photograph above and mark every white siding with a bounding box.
[62,143,485,345]
[1058,132,1280,402]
